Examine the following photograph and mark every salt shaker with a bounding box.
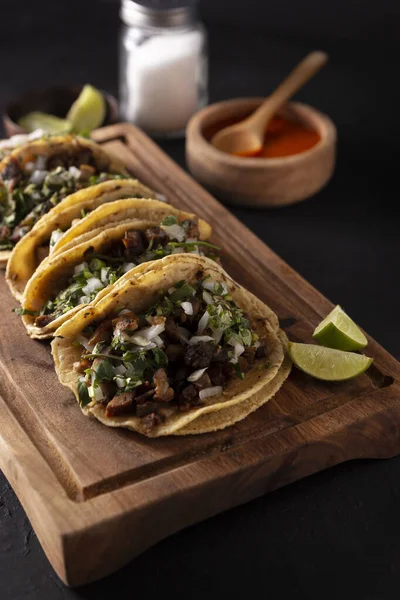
[119,0,208,138]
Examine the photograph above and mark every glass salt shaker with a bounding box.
[119,0,208,138]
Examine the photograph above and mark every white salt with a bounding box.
[123,30,203,134]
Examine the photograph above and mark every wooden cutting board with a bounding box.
[0,123,399,587]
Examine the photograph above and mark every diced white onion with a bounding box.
[77,335,94,351]
[29,170,47,185]
[199,386,222,400]
[177,326,190,344]
[24,161,35,172]
[69,165,81,179]
[203,280,228,295]
[211,328,224,344]
[161,223,186,241]
[229,341,245,364]
[187,367,208,382]
[181,301,193,315]
[156,193,167,203]
[0,133,30,149]
[29,129,46,141]
[168,287,176,295]
[135,322,166,341]
[82,277,104,296]
[171,247,183,254]
[35,155,47,170]
[115,364,127,375]
[189,335,214,345]
[79,295,90,304]
[202,290,213,305]
[74,262,88,275]
[197,310,210,334]
[93,386,104,402]
[88,384,104,402]
[202,280,216,292]
[254,340,261,349]
[123,262,135,273]
[153,335,164,348]
[115,376,126,389]
[100,267,109,283]
[49,229,64,249]
[119,308,132,315]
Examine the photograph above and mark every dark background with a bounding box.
[1,1,400,598]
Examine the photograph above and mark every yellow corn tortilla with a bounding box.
[0,134,127,268]
[6,179,158,301]
[21,201,213,339]
[51,255,289,437]
[51,198,205,254]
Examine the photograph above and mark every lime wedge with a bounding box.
[18,112,72,134]
[312,305,368,351]
[67,85,106,133]
[288,342,372,381]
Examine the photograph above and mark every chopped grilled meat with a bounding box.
[185,341,214,369]
[136,401,162,418]
[165,344,185,362]
[105,392,135,418]
[165,316,180,342]
[243,346,256,365]
[10,226,30,244]
[179,297,201,327]
[184,220,200,238]
[135,387,156,404]
[174,366,189,392]
[88,320,113,345]
[112,312,139,336]
[207,363,232,387]
[238,356,251,373]
[191,298,201,317]
[0,225,10,240]
[192,372,212,390]
[255,344,267,358]
[73,357,91,373]
[123,230,146,256]
[99,381,116,404]
[1,158,21,181]
[150,315,165,325]
[144,226,168,247]
[34,314,54,328]
[78,164,96,180]
[178,384,199,410]
[153,368,174,402]
[212,346,230,363]
[142,412,162,432]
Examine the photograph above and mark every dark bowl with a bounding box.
[3,84,119,137]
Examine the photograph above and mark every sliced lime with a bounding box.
[313,305,368,351]
[18,112,72,134]
[67,84,106,133]
[288,342,372,381]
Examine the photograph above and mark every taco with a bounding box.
[51,255,290,437]
[6,179,158,301]
[0,134,128,265]
[20,200,214,339]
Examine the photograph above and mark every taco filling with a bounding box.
[73,276,268,433]
[0,154,126,250]
[34,216,219,328]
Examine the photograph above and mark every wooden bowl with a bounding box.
[186,98,337,208]
[3,84,119,138]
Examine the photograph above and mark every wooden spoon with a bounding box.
[211,51,328,156]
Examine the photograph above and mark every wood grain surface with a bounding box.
[0,123,399,587]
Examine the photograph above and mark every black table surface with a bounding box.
[1,1,399,598]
